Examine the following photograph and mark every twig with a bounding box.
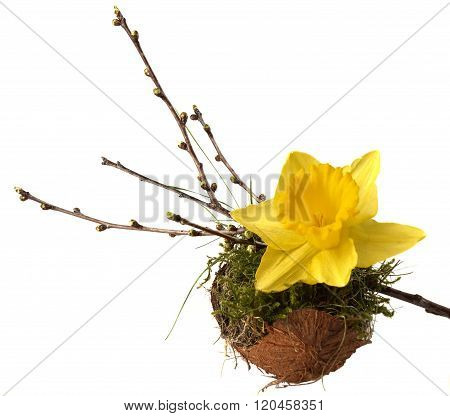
[378,285,450,319]
[113,7,229,217]
[166,212,261,246]
[14,187,225,238]
[192,105,264,203]
[101,157,229,215]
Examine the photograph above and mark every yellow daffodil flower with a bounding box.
[231,151,425,292]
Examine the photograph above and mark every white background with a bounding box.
[1,0,449,414]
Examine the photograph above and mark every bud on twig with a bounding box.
[96,224,107,232]
[227,224,237,232]
[129,219,141,228]
[131,30,139,40]
[179,112,188,125]
[211,183,217,192]
[188,229,201,237]
[166,212,181,222]
[73,208,81,214]
[153,88,162,97]
[244,230,253,239]
[190,114,198,121]
[230,176,238,184]
[144,68,151,77]
[40,203,50,210]
[112,19,121,26]
[178,141,187,150]
[203,124,211,132]
[216,222,225,231]
[15,187,28,201]
[214,155,221,162]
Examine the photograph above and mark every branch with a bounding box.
[101,157,228,216]
[166,212,264,246]
[14,187,223,238]
[378,285,450,319]
[112,7,229,217]
[191,105,265,203]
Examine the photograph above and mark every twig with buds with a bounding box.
[113,7,228,216]
[14,187,230,238]
[191,105,265,203]
[15,9,262,246]
[101,157,230,215]
[166,211,263,246]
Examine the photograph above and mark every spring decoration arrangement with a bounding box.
[15,7,450,388]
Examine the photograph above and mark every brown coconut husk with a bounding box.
[234,308,370,385]
[211,277,370,386]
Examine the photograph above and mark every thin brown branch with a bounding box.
[14,187,222,238]
[166,212,263,246]
[378,285,450,319]
[192,105,265,203]
[113,7,229,217]
[101,157,229,215]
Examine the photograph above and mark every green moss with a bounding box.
[209,244,402,346]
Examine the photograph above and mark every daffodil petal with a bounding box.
[347,150,380,223]
[255,244,318,292]
[350,219,426,267]
[310,238,358,287]
[353,184,378,224]
[349,150,380,191]
[275,151,319,195]
[230,200,306,250]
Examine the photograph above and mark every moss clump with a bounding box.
[210,245,402,347]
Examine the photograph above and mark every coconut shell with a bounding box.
[233,308,370,385]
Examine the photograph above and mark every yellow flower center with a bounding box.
[277,164,359,250]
